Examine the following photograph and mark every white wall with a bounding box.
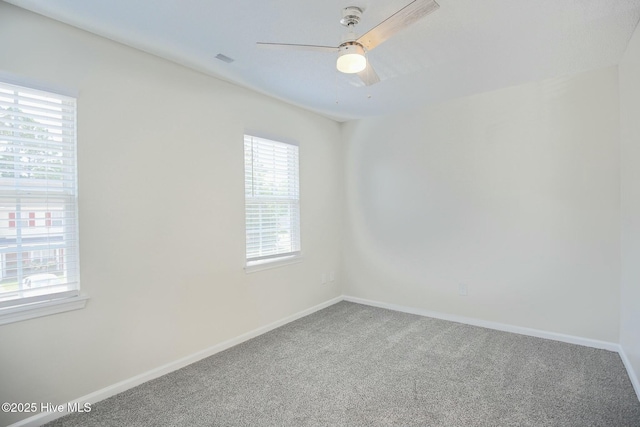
[0,3,342,425]
[342,67,621,342]
[620,21,640,393]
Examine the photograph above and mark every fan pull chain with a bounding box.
[335,68,339,105]
[365,51,372,100]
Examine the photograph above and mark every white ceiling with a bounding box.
[5,0,640,121]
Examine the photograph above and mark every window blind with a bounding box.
[0,81,79,308]
[244,135,300,263]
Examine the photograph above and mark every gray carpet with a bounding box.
[47,302,640,426]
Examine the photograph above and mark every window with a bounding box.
[0,80,81,313]
[244,134,300,266]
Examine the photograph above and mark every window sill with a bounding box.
[244,254,303,274]
[0,295,89,326]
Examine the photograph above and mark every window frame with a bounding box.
[0,78,86,324]
[243,133,302,271]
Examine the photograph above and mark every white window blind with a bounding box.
[0,81,79,308]
[244,135,300,263]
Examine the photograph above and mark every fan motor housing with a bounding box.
[337,41,367,73]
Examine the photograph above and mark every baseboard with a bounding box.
[619,345,640,402]
[8,296,343,427]
[342,295,620,352]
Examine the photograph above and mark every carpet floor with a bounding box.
[47,301,640,426]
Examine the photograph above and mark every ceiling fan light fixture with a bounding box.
[336,43,366,74]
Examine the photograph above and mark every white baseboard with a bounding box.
[619,345,640,402]
[342,295,620,352]
[9,296,343,427]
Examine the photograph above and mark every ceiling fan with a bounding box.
[257,0,440,86]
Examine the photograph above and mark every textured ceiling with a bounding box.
[5,0,640,121]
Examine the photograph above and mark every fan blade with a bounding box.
[357,62,381,86]
[256,42,338,53]
[357,0,439,51]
